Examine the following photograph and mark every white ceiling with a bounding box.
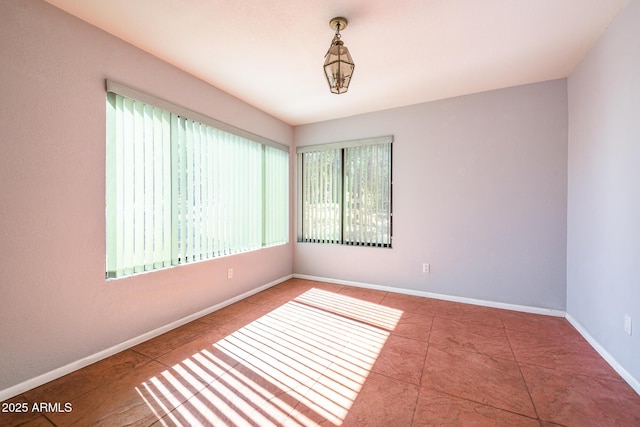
[45,0,627,126]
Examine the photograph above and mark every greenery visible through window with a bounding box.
[106,84,289,279]
[297,137,392,247]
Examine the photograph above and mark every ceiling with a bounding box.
[45,0,628,126]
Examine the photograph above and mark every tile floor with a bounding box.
[2,278,640,426]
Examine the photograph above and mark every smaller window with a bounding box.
[297,136,392,247]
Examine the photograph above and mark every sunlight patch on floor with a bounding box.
[136,287,403,426]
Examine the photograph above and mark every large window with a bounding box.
[106,81,289,279]
[297,136,392,247]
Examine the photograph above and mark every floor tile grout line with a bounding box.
[410,304,438,426]
[22,350,155,412]
[406,372,423,426]
[419,313,544,423]
[502,315,542,423]
[515,360,628,384]
[422,309,542,422]
[419,385,543,423]
[501,323,627,383]
[432,314,507,330]
[142,354,239,425]
[43,412,57,427]
[136,299,281,362]
[425,341,518,364]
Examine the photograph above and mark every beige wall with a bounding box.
[294,80,568,310]
[567,0,640,388]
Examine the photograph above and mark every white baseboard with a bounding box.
[565,313,640,395]
[292,274,566,317]
[0,274,292,403]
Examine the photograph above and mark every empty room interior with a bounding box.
[1,0,639,425]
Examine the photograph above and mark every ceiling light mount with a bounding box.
[324,17,354,94]
[329,17,348,32]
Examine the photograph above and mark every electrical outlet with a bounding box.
[227,268,233,279]
[624,315,632,336]
[422,263,430,274]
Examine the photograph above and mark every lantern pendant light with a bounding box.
[324,17,355,94]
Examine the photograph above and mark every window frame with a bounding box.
[106,80,289,279]
[296,136,393,248]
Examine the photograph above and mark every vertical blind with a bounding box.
[297,136,392,247]
[300,150,342,244]
[343,143,392,246]
[106,84,289,279]
[264,146,290,247]
[106,94,173,276]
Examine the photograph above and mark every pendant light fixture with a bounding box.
[324,17,355,94]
